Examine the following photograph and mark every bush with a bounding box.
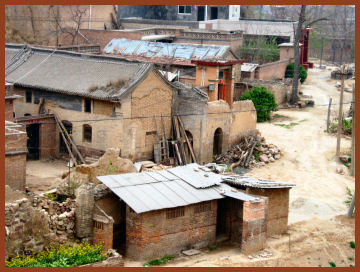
[5,241,106,267]
[240,86,277,122]
[285,62,308,83]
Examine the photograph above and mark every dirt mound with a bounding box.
[57,148,137,196]
[5,185,27,204]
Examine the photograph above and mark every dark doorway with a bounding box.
[218,84,224,100]
[184,130,194,163]
[27,124,40,160]
[113,201,126,255]
[216,198,227,237]
[59,121,73,154]
[210,7,218,20]
[197,6,205,21]
[213,127,223,156]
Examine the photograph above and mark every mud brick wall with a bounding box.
[5,198,53,259]
[247,188,290,236]
[255,59,291,81]
[241,200,267,254]
[5,126,27,191]
[126,201,218,260]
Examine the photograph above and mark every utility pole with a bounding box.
[320,36,324,67]
[336,64,346,158]
[351,83,355,176]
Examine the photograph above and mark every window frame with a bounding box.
[84,99,92,113]
[166,207,185,219]
[25,90,32,103]
[178,5,192,15]
[83,124,92,143]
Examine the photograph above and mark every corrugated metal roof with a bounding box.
[222,176,296,189]
[97,176,224,213]
[167,163,222,188]
[97,164,269,214]
[241,63,258,72]
[104,38,229,61]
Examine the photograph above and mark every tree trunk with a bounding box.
[290,5,306,105]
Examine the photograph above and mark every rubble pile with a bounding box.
[214,134,281,169]
[36,196,76,240]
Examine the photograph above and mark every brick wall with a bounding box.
[5,124,27,191]
[126,201,217,260]
[241,200,267,254]
[93,214,114,251]
[5,99,14,121]
[247,188,290,236]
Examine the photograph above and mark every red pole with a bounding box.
[222,84,226,100]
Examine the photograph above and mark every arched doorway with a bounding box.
[213,127,223,156]
[184,130,194,163]
[59,120,73,154]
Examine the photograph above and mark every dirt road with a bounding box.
[126,66,356,267]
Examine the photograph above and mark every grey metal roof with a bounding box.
[97,164,268,214]
[97,175,224,213]
[5,43,153,101]
[222,176,296,189]
[167,163,222,188]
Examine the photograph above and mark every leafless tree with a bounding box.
[290,5,306,105]
[50,5,88,45]
[110,5,121,29]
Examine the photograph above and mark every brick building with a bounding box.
[5,83,22,121]
[222,175,295,236]
[95,163,268,260]
[5,121,27,191]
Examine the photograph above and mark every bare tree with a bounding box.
[110,5,121,29]
[50,5,88,45]
[290,5,306,105]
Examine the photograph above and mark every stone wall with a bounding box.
[36,196,76,240]
[126,201,218,260]
[5,197,53,259]
[246,188,290,236]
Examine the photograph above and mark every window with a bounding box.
[83,124,92,142]
[34,96,40,104]
[25,91,32,103]
[146,131,157,136]
[94,220,104,230]
[84,99,92,113]
[166,207,185,219]
[179,5,192,14]
[218,70,224,79]
[194,201,211,213]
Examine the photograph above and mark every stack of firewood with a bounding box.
[214,134,281,169]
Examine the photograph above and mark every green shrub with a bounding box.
[285,62,308,83]
[5,241,106,267]
[350,241,355,249]
[240,86,277,122]
[329,262,336,267]
[143,255,174,266]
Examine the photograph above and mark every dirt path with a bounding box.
[26,160,68,193]
[125,66,355,267]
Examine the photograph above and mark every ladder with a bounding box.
[154,115,168,163]
[54,114,86,166]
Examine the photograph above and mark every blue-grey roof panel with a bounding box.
[104,38,229,61]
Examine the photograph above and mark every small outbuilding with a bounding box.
[95,163,268,260]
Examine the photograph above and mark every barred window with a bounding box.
[179,5,192,14]
[194,201,211,213]
[94,221,104,230]
[166,207,185,219]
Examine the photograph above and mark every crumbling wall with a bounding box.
[246,188,290,236]
[36,196,76,240]
[75,183,95,240]
[5,196,53,259]
[126,201,218,260]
